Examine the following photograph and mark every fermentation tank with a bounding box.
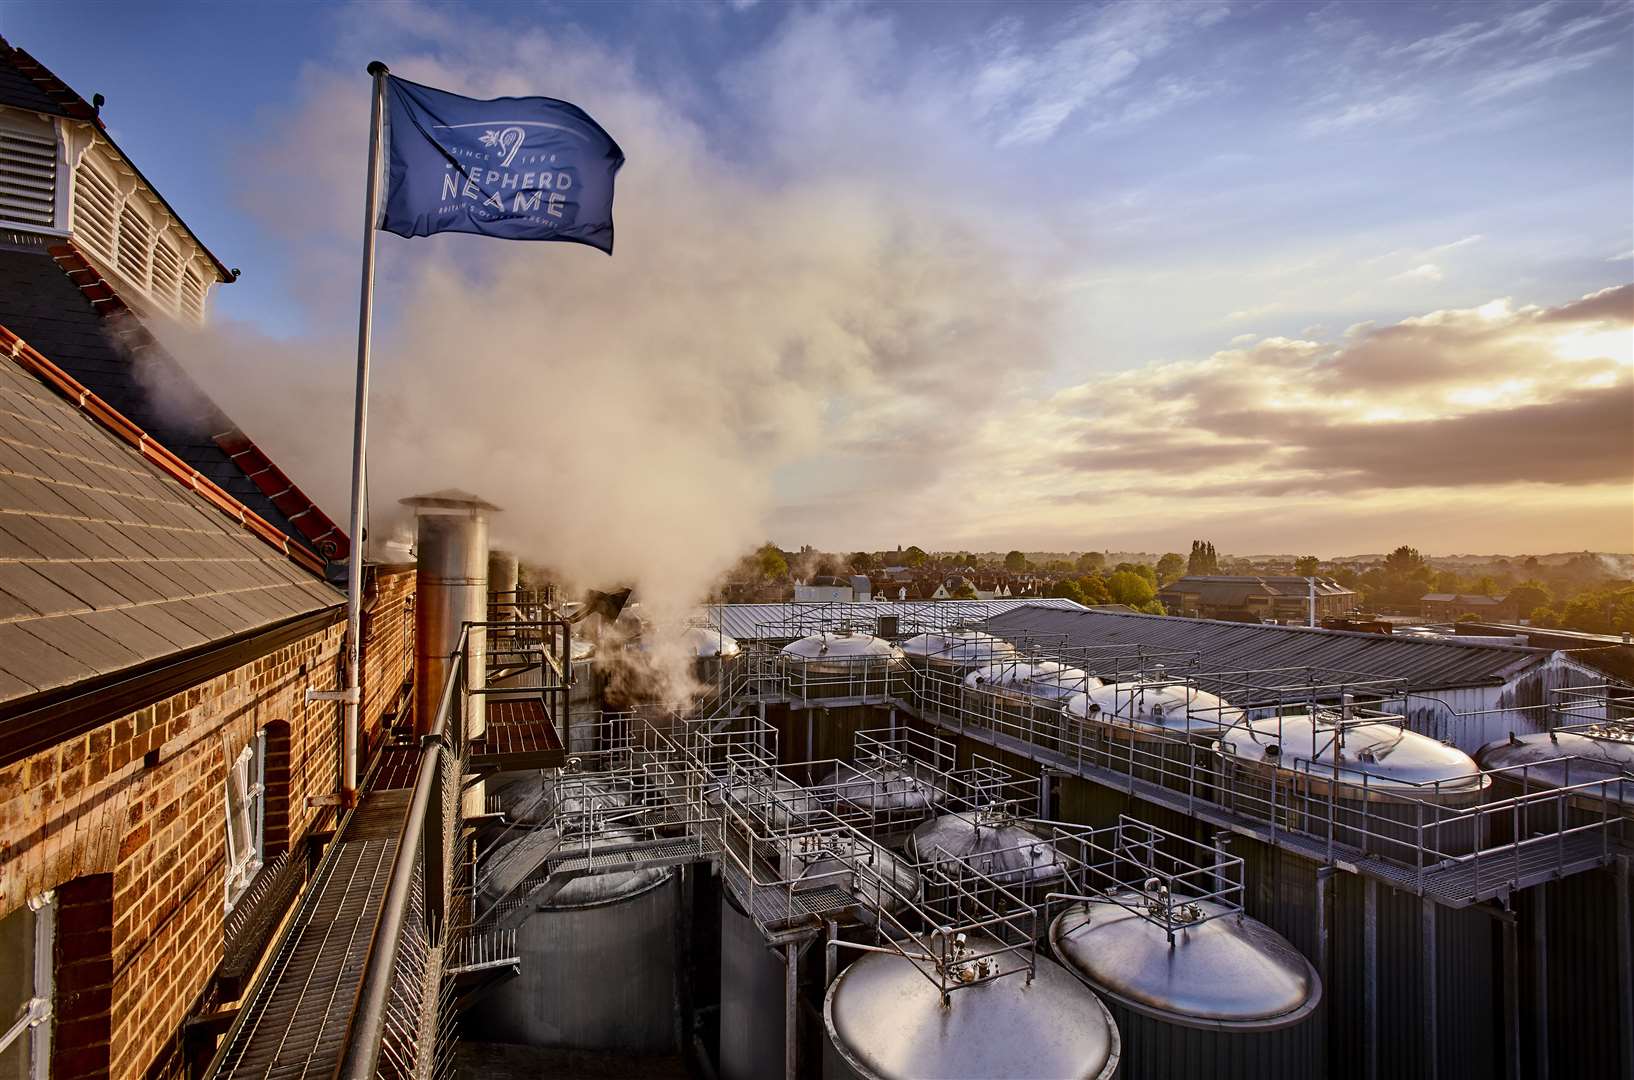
[472,781,678,1053]
[815,756,945,835]
[823,931,1121,1079]
[780,631,903,702]
[964,660,1101,751]
[1475,725,1634,840]
[1216,712,1489,859]
[1064,682,1240,790]
[1051,887,1322,1080]
[908,808,1065,887]
[719,831,923,1080]
[900,631,1017,714]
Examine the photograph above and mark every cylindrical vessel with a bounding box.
[404,492,496,740]
[718,891,795,1080]
[1065,682,1239,791]
[963,660,1100,751]
[815,758,945,835]
[900,631,1017,716]
[824,931,1120,1079]
[473,782,679,1053]
[780,632,903,702]
[477,862,678,1051]
[908,810,1065,886]
[1474,728,1634,841]
[1215,712,1490,859]
[1051,890,1323,1080]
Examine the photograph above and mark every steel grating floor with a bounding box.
[470,698,566,769]
[211,790,411,1079]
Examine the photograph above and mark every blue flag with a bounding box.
[379,75,624,253]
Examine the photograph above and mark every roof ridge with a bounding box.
[0,322,327,578]
[1,39,102,126]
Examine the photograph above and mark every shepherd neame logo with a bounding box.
[438,126,576,223]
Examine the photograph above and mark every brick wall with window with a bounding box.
[0,576,413,1080]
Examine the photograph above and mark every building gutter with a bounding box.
[0,606,343,770]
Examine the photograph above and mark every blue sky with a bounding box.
[3,1,1630,564]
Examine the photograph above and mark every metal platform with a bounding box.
[469,698,566,770]
[210,790,410,1079]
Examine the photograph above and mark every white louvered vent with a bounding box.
[72,154,119,263]
[180,267,206,322]
[151,235,182,305]
[116,202,151,286]
[0,127,56,227]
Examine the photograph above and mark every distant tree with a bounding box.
[1330,566,1361,589]
[903,545,929,568]
[1384,545,1427,575]
[1187,540,1220,575]
[813,554,844,578]
[1473,575,1499,597]
[1115,562,1158,586]
[1046,579,1087,605]
[1433,570,1465,594]
[1106,570,1157,608]
[1548,583,1634,635]
[1293,555,1320,576]
[1509,582,1550,620]
[1076,574,1112,605]
[1155,553,1186,584]
[1076,551,1106,573]
[1045,559,1075,574]
[848,551,877,572]
[948,580,979,600]
[1004,550,1029,573]
[955,552,974,565]
[1523,556,1541,574]
[754,543,788,580]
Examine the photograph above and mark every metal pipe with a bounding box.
[334,629,466,1080]
[784,942,799,1080]
[338,60,389,805]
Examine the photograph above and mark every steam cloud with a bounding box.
[150,4,1062,702]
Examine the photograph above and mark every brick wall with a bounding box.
[0,571,413,1080]
[362,566,416,754]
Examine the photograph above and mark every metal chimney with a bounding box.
[403,490,500,738]
[488,549,520,623]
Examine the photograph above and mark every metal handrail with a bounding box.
[334,625,469,1080]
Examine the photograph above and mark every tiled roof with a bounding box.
[0,346,340,704]
[1421,594,1508,604]
[977,605,1546,696]
[0,245,344,564]
[0,35,99,122]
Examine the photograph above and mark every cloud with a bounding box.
[1392,263,1444,282]
[1034,284,1634,500]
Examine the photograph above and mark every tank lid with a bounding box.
[909,812,1065,883]
[900,631,1017,663]
[399,488,502,512]
[781,632,900,660]
[1475,730,1634,805]
[1220,714,1486,793]
[825,933,1119,1080]
[1069,683,1240,731]
[1051,892,1320,1029]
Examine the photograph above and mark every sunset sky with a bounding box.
[4,1,1631,568]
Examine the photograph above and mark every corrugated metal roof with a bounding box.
[0,354,340,704]
[705,599,1089,642]
[977,605,1547,693]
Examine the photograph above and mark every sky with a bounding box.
[3,0,1631,571]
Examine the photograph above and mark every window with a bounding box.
[224,731,266,911]
[0,893,54,1080]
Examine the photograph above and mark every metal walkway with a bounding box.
[913,708,1628,908]
[210,790,411,1079]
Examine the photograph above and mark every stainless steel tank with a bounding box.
[402,490,497,740]
[823,931,1120,1079]
[1216,711,1490,859]
[780,632,903,702]
[472,786,679,1053]
[1065,682,1239,790]
[1475,726,1634,841]
[908,809,1065,886]
[1051,888,1321,1080]
[963,660,1101,753]
[901,632,1017,716]
[815,757,945,835]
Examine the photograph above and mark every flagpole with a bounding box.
[339,60,389,806]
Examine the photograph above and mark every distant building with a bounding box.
[1158,575,1357,621]
[1421,593,1519,622]
[793,575,854,602]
